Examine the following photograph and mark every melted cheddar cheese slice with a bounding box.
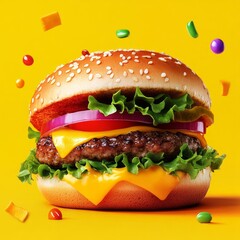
[52,126,206,158]
[64,165,184,205]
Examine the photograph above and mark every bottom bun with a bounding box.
[36,168,211,210]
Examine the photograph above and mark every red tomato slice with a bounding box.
[40,110,206,136]
[68,120,139,131]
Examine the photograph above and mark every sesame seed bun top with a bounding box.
[30,49,211,131]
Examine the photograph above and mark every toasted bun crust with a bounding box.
[36,168,211,210]
[30,49,211,131]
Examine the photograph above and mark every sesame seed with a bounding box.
[161,72,167,78]
[122,60,128,64]
[58,70,62,76]
[175,61,182,65]
[119,62,123,66]
[131,51,136,55]
[110,73,114,79]
[65,69,70,73]
[70,72,75,77]
[77,68,81,74]
[93,51,103,55]
[103,51,112,57]
[122,56,126,60]
[146,75,151,80]
[84,64,89,68]
[56,82,61,87]
[151,52,156,56]
[158,57,167,62]
[95,73,102,78]
[165,77,169,82]
[31,98,34,103]
[120,54,124,58]
[142,55,151,59]
[72,66,79,70]
[78,56,85,61]
[47,77,51,83]
[127,56,132,60]
[144,68,149,74]
[55,64,64,70]
[40,98,44,104]
[33,108,37,112]
[103,52,109,57]
[134,59,140,63]
[128,69,134,74]
[123,71,128,77]
[106,66,112,70]
[37,86,42,92]
[66,76,72,82]
[148,61,153,65]
[88,74,93,80]
[86,68,91,74]
[36,94,40,99]
[107,70,112,75]
[51,79,56,85]
[69,63,73,68]
[96,60,101,65]
[90,55,97,59]
[115,78,121,83]
[140,69,143,75]
[134,56,139,58]
[183,72,187,76]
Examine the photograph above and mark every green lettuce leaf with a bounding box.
[88,87,194,126]
[27,127,40,143]
[18,144,225,183]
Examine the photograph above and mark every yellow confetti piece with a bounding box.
[41,12,61,31]
[5,202,29,222]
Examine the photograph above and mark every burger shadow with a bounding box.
[136,196,240,216]
[91,196,240,216]
[50,196,240,220]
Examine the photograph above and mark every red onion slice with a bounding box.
[40,110,205,136]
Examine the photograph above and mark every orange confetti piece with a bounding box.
[221,80,230,96]
[41,12,61,31]
[16,79,25,88]
[5,202,29,222]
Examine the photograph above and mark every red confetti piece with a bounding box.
[48,208,62,220]
[82,49,90,56]
[23,55,34,66]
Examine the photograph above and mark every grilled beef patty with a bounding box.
[36,131,202,167]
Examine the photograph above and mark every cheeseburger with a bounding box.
[18,49,225,210]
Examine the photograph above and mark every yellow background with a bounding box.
[0,0,239,239]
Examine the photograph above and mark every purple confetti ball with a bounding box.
[210,38,224,54]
